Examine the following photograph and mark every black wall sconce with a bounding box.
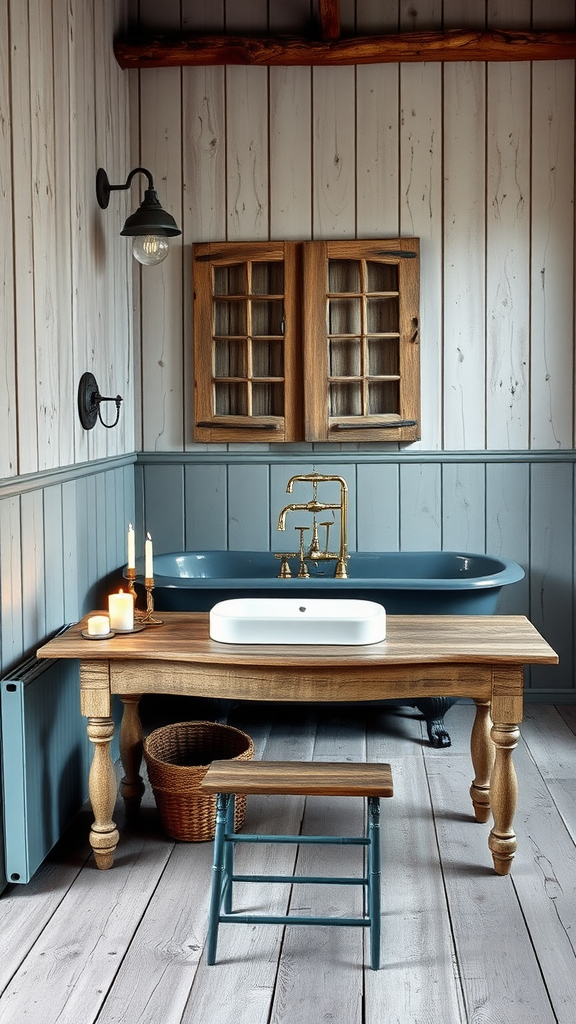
[78,373,123,430]
[96,166,181,265]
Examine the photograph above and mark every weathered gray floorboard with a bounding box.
[180,715,317,1024]
[0,811,92,995]
[425,749,558,1024]
[365,732,466,1022]
[0,704,574,1024]
[509,740,576,1023]
[267,711,367,1024]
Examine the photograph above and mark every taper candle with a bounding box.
[145,533,153,578]
[108,590,134,631]
[127,523,135,570]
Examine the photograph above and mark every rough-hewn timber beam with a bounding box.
[318,0,340,41]
[114,29,576,68]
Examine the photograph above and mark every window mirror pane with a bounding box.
[368,338,399,377]
[252,382,284,416]
[366,261,398,293]
[329,381,362,417]
[251,299,284,336]
[214,263,247,296]
[328,298,361,335]
[368,380,399,415]
[252,339,284,378]
[328,259,360,293]
[367,297,398,334]
[329,338,361,378]
[251,261,284,294]
[214,339,246,378]
[215,382,248,416]
[214,300,246,336]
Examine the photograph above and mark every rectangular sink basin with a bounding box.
[209,598,386,645]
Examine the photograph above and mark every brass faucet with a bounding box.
[276,472,349,578]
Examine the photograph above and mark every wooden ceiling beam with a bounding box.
[114,29,576,69]
[318,0,340,41]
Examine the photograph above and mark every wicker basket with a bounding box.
[143,720,254,842]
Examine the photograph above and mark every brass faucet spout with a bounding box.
[276,472,349,577]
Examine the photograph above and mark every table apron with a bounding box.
[105,659,497,704]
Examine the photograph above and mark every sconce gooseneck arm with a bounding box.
[110,167,155,195]
[96,166,156,209]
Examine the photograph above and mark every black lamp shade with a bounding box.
[120,188,181,238]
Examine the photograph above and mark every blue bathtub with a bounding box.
[137,549,525,616]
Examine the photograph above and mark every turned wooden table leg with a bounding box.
[87,717,120,869]
[119,694,145,818]
[488,722,520,875]
[470,699,495,823]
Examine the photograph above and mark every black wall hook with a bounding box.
[78,372,123,430]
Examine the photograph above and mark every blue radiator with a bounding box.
[0,641,92,884]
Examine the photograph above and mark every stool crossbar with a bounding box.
[200,760,393,970]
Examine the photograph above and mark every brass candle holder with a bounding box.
[125,566,137,600]
[140,576,163,626]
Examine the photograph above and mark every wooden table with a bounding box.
[37,612,558,875]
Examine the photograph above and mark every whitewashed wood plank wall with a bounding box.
[133,0,575,454]
[0,0,134,674]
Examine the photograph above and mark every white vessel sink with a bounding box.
[209,598,386,645]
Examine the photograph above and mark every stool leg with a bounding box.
[206,792,231,966]
[223,794,236,914]
[367,796,381,970]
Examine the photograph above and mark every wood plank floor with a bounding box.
[0,701,574,1024]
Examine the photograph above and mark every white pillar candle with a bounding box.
[127,523,135,569]
[145,533,153,578]
[87,615,110,636]
[108,590,134,631]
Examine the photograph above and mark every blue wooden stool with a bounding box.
[200,759,394,969]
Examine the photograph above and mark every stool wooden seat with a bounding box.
[200,759,393,969]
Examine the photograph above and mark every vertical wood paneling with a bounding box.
[312,67,356,238]
[529,462,574,690]
[138,0,184,453]
[530,59,575,448]
[143,465,185,555]
[441,463,486,551]
[486,61,531,449]
[356,463,400,551]
[139,64,185,452]
[51,0,74,469]
[20,490,45,652]
[63,476,83,620]
[69,0,99,466]
[355,65,399,238]
[0,498,23,671]
[42,486,65,635]
[0,1,16,479]
[185,464,228,549]
[399,463,441,549]
[443,61,487,450]
[226,67,269,240]
[228,464,270,549]
[270,68,313,238]
[400,59,443,451]
[29,0,60,470]
[485,461,530,613]
[10,0,38,475]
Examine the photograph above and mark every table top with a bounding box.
[37,612,558,669]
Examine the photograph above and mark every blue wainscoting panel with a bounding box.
[0,653,91,884]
